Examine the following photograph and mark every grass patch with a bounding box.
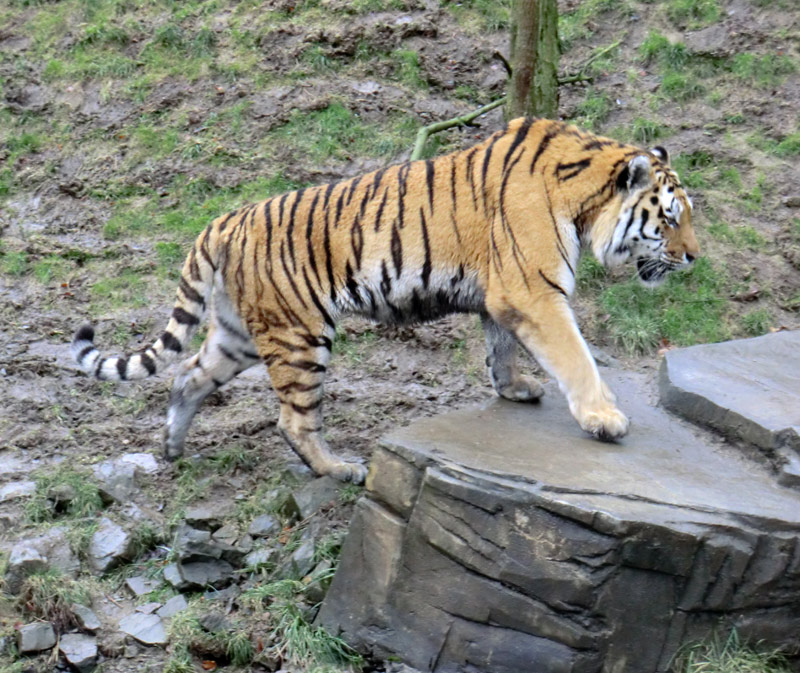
[674,629,791,672]
[600,257,728,353]
[707,222,766,250]
[560,0,619,49]
[16,569,93,630]
[666,0,721,29]
[729,53,796,89]
[392,48,427,90]
[444,0,511,33]
[26,469,104,523]
[741,308,772,337]
[639,31,688,70]
[671,151,714,189]
[573,90,612,131]
[90,269,151,310]
[632,117,668,144]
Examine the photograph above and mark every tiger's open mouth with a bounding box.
[636,258,669,286]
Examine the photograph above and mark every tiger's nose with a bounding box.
[685,253,696,263]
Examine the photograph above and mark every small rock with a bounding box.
[285,476,343,520]
[92,460,137,503]
[163,563,188,591]
[179,559,235,589]
[156,594,188,619]
[59,633,98,671]
[684,24,730,57]
[136,602,162,615]
[244,546,280,569]
[203,584,241,604]
[783,195,800,208]
[125,576,163,597]
[589,345,620,368]
[290,539,316,577]
[173,524,221,560]
[5,544,47,593]
[118,613,168,646]
[248,513,279,537]
[17,622,56,653]
[0,480,36,502]
[71,604,101,633]
[184,500,235,531]
[199,612,232,634]
[119,452,159,474]
[88,518,132,573]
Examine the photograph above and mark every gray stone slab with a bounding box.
[321,369,800,673]
[17,622,56,653]
[59,633,98,671]
[118,613,168,645]
[156,594,188,619]
[660,330,800,454]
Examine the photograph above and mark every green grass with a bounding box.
[25,469,104,523]
[600,257,729,353]
[393,49,427,90]
[632,117,668,144]
[661,71,704,102]
[444,0,511,33]
[665,0,721,29]
[639,31,688,70]
[15,569,94,630]
[573,90,612,131]
[90,269,151,309]
[672,151,714,189]
[707,222,766,250]
[560,0,619,49]
[0,250,29,276]
[728,53,796,88]
[674,629,791,672]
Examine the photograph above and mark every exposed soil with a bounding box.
[1,0,799,671]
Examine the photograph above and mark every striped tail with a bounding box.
[72,225,218,381]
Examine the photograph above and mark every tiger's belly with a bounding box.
[335,267,485,325]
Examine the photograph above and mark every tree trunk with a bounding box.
[506,0,559,120]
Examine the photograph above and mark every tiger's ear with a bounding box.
[650,146,670,164]
[616,155,652,193]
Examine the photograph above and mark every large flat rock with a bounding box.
[660,330,800,455]
[319,369,800,673]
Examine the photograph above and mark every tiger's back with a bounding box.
[73,118,699,483]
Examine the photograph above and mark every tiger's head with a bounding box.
[594,147,699,287]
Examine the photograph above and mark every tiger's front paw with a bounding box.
[578,406,629,442]
[327,460,368,484]
[497,376,545,403]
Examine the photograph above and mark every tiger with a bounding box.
[72,117,699,484]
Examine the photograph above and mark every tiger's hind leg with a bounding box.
[481,314,544,403]
[164,319,260,460]
[258,326,367,484]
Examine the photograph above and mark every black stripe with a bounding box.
[139,352,156,375]
[397,163,410,229]
[275,380,323,394]
[307,190,322,286]
[279,242,309,310]
[335,188,346,227]
[218,316,250,341]
[265,199,274,265]
[285,360,326,373]
[179,277,204,308]
[530,123,561,174]
[371,168,385,194]
[502,118,533,172]
[217,210,237,232]
[75,324,95,343]
[351,216,363,270]
[323,214,336,301]
[172,306,200,326]
[286,188,306,273]
[539,270,567,297]
[450,155,458,213]
[299,333,332,350]
[116,358,128,380]
[425,159,435,214]
[346,175,362,206]
[344,261,362,306]
[374,188,388,232]
[419,207,431,289]
[323,181,336,209]
[302,266,335,328]
[277,192,290,226]
[77,345,94,364]
[391,222,403,279]
[94,357,106,378]
[219,344,241,362]
[189,249,201,282]
[556,158,592,181]
[270,337,306,353]
[290,398,323,414]
[480,135,499,213]
[161,331,183,353]
[465,148,479,209]
[380,259,392,298]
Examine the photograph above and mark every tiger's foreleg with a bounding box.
[488,294,629,441]
[163,319,260,460]
[259,327,367,484]
[481,314,544,403]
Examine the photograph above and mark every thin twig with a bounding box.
[560,39,621,83]
[410,97,507,161]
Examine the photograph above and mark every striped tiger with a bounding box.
[72,117,699,483]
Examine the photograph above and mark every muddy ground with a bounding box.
[1,0,799,671]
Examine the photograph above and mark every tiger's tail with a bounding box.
[72,223,220,381]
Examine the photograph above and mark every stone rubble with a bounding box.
[118,613,168,646]
[59,633,98,672]
[87,517,132,573]
[16,622,56,654]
